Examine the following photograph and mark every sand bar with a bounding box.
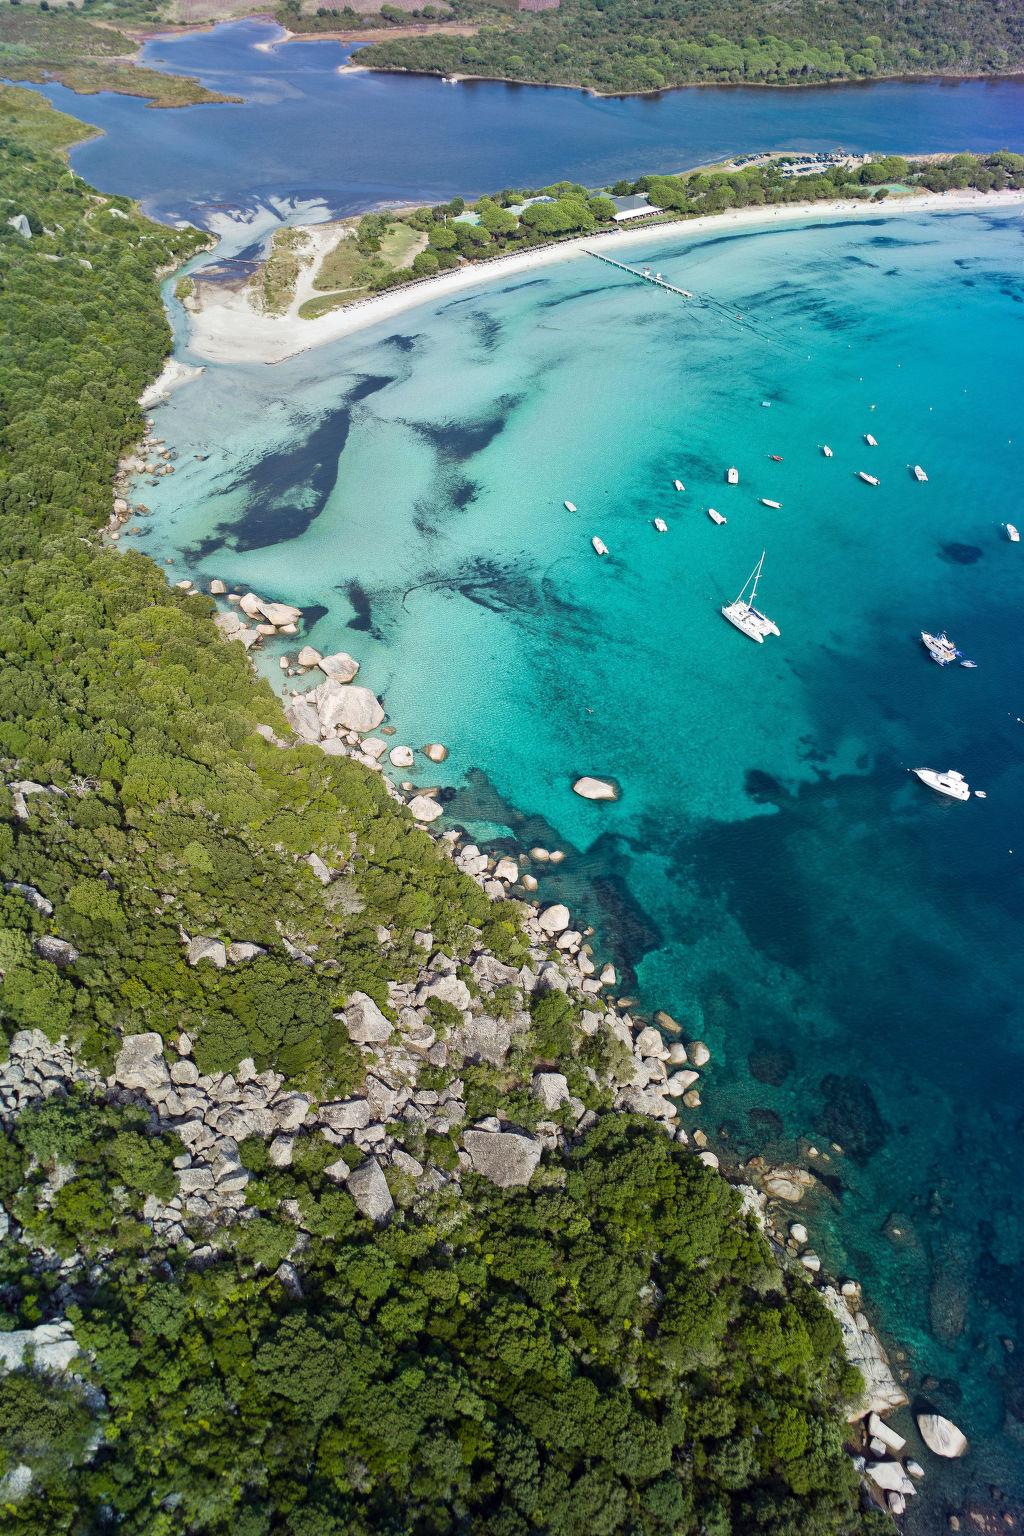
[183,189,1024,368]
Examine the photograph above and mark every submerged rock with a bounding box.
[572,776,619,801]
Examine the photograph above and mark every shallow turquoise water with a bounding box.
[137,206,1024,1522]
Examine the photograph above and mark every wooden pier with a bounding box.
[585,248,693,298]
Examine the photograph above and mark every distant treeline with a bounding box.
[336,153,1024,300]
[351,0,1024,93]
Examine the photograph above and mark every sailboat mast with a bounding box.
[748,550,766,606]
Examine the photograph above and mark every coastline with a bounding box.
[183,187,1024,367]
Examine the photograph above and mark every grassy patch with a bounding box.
[254,224,310,315]
[298,288,367,319]
[0,79,96,152]
[0,8,241,106]
[379,220,425,268]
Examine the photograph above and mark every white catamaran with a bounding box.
[721,551,780,644]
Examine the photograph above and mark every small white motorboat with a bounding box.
[726,467,739,485]
[822,444,833,458]
[975,790,987,799]
[761,498,782,510]
[653,518,668,533]
[858,471,880,486]
[912,465,928,483]
[707,507,727,525]
[591,536,609,556]
[912,767,970,802]
[864,433,878,447]
[761,400,772,408]
[673,479,685,492]
[564,500,577,513]
[1005,523,1020,542]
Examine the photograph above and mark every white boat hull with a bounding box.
[912,768,970,801]
[722,601,779,643]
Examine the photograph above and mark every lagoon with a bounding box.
[27,19,1024,224]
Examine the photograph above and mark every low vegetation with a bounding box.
[0,5,240,106]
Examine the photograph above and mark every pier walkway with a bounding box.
[584,249,693,298]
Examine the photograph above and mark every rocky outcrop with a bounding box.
[114,1033,170,1094]
[916,1413,968,1458]
[345,1157,394,1224]
[408,795,443,823]
[463,1126,543,1187]
[342,993,393,1045]
[0,1322,78,1375]
[310,680,384,734]
[820,1287,908,1420]
[318,652,360,683]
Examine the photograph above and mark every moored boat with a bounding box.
[769,454,783,462]
[707,507,727,525]
[726,467,739,485]
[822,444,833,458]
[760,498,782,509]
[913,465,928,482]
[673,479,685,491]
[911,767,970,801]
[564,500,577,512]
[858,471,880,486]
[653,518,668,533]
[1006,523,1020,542]
[591,536,609,556]
[864,433,878,447]
[721,551,779,643]
[921,631,960,666]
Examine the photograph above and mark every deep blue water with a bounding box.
[22,19,1024,223]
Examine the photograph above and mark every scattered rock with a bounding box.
[463,1127,543,1187]
[114,1032,169,1094]
[408,795,443,823]
[917,1413,968,1459]
[343,993,393,1045]
[318,652,360,683]
[305,852,333,886]
[0,1322,78,1375]
[532,1071,570,1110]
[345,1157,394,1224]
[5,882,53,916]
[572,776,619,801]
[389,745,415,768]
[789,1221,809,1246]
[186,935,227,969]
[538,904,571,936]
[32,935,79,968]
[313,681,384,734]
[866,1460,916,1497]
[423,743,448,763]
[868,1414,906,1453]
[762,1166,815,1202]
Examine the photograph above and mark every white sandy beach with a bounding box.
[183,188,1024,368]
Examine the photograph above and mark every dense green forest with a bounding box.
[354,0,1024,93]
[0,84,896,1534]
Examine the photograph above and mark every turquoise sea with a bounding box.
[133,205,1024,1526]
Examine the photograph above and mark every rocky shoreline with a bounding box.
[4,502,959,1520]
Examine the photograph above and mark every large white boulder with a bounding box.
[345,1157,394,1225]
[259,601,302,628]
[538,904,571,936]
[573,776,619,801]
[408,795,443,823]
[318,652,360,683]
[343,992,393,1045]
[916,1413,968,1458]
[820,1287,908,1420]
[868,1413,906,1453]
[314,681,384,734]
[114,1032,169,1093]
[0,1322,78,1376]
[532,1071,570,1110]
[865,1461,916,1497]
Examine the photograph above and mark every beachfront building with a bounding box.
[609,193,654,221]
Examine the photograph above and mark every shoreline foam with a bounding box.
[182,188,1024,367]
